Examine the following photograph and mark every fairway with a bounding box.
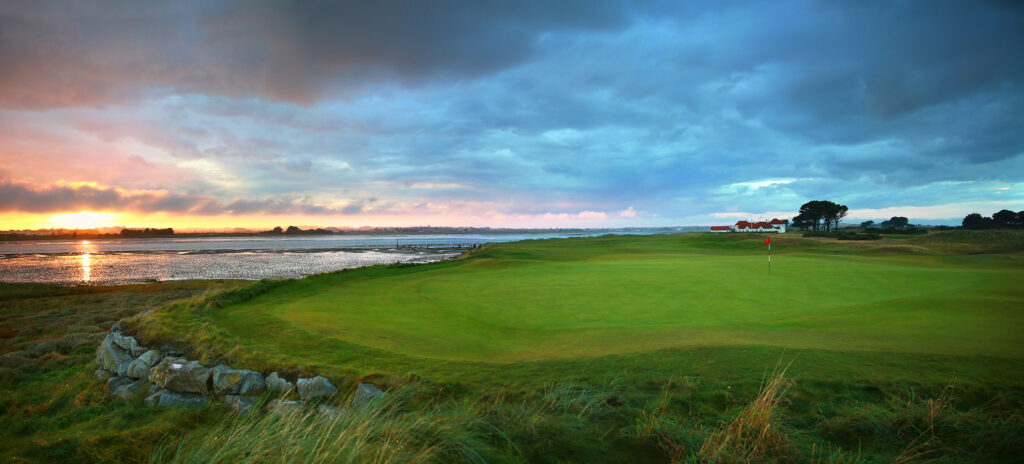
[210,233,1024,365]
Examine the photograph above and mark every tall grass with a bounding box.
[152,390,494,464]
[694,362,797,463]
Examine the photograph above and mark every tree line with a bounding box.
[119,228,174,236]
[788,202,1023,231]
[962,210,1024,229]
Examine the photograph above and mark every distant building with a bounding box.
[711,219,787,233]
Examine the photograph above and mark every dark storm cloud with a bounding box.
[0,0,633,108]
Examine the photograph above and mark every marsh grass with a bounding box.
[152,390,494,464]
[695,362,798,463]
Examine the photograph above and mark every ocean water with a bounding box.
[0,232,632,285]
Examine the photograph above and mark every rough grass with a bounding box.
[0,281,229,463]
[152,390,494,464]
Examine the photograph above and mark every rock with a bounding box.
[137,349,162,366]
[160,345,184,358]
[318,404,343,418]
[211,365,265,396]
[110,322,122,333]
[111,379,149,401]
[266,372,295,394]
[145,389,207,408]
[109,332,147,357]
[143,387,165,407]
[125,360,150,379]
[126,350,161,379]
[107,376,134,393]
[268,399,303,416]
[94,368,113,381]
[148,357,212,395]
[297,376,338,401]
[96,333,134,376]
[224,395,258,414]
[352,383,388,407]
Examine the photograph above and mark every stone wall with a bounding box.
[94,325,387,414]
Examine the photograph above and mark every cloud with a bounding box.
[0,0,634,109]
[0,1,1022,227]
[846,201,1024,221]
[0,177,367,216]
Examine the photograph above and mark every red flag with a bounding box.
[765,238,770,244]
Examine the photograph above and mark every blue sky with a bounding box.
[1,0,1022,229]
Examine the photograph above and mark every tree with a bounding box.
[860,220,875,228]
[962,213,994,229]
[796,200,848,231]
[992,209,1018,226]
[1018,211,1024,225]
[791,214,814,230]
[884,216,908,228]
[272,226,283,234]
[285,225,302,234]
[828,203,849,230]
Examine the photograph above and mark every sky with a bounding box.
[1,0,1022,230]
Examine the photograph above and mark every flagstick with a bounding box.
[768,241,771,277]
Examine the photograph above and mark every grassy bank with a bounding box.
[0,282,234,462]
[3,231,1023,462]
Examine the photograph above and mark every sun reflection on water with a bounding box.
[81,253,91,282]
[79,240,95,283]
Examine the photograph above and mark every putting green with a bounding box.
[213,234,1024,364]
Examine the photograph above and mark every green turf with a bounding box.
[186,232,1024,386]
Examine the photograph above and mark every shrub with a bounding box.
[836,233,881,241]
[876,228,927,235]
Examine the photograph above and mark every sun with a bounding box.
[45,211,118,229]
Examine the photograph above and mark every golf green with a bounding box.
[210,233,1024,365]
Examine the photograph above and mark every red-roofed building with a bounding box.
[710,218,788,233]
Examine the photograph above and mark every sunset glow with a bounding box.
[44,212,120,230]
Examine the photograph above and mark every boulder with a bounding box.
[145,389,207,408]
[268,399,303,416]
[111,379,150,401]
[106,376,134,393]
[266,372,295,394]
[96,333,134,376]
[352,383,388,407]
[148,357,212,395]
[318,404,343,419]
[297,376,338,401]
[94,368,113,381]
[126,350,161,379]
[211,365,265,396]
[137,349,162,366]
[224,395,258,414]
[160,345,185,358]
[109,332,146,357]
[143,387,164,407]
[266,397,301,415]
